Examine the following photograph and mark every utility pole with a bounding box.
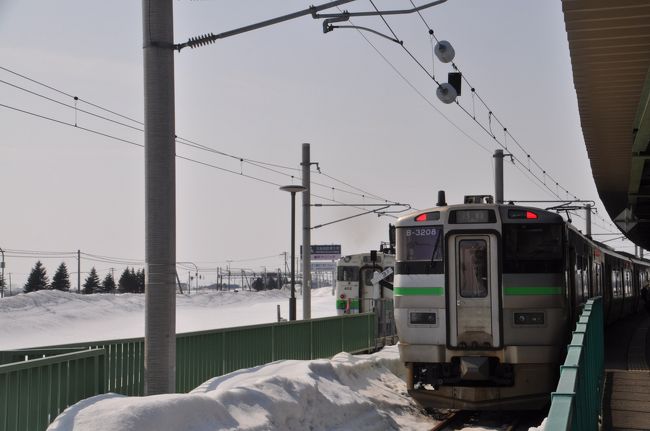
[0,246,5,298]
[8,273,11,296]
[494,149,504,204]
[77,250,81,293]
[143,0,176,395]
[585,204,592,238]
[302,143,312,319]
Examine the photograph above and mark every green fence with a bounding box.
[546,297,604,430]
[0,312,376,430]
[0,349,105,431]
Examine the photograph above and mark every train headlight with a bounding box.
[513,312,545,325]
[410,312,437,325]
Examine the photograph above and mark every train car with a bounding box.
[394,193,650,410]
[335,251,395,315]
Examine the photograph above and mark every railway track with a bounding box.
[428,409,545,430]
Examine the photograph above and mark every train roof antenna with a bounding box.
[437,190,447,206]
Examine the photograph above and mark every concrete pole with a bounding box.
[77,250,81,293]
[585,204,592,238]
[0,247,4,298]
[302,143,311,319]
[494,149,504,204]
[143,0,176,395]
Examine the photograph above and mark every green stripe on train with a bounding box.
[394,287,444,296]
[503,286,562,295]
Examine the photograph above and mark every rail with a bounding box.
[0,312,376,431]
[546,297,604,430]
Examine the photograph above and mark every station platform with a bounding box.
[602,311,650,430]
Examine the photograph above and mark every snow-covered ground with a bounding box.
[0,286,335,349]
[1,288,545,430]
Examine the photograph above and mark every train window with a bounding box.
[337,267,358,282]
[612,270,621,298]
[361,268,375,286]
[396,226,443,261]
[458,239,488,298]
[503,224,563,273]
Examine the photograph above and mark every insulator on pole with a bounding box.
[188,33,216,49]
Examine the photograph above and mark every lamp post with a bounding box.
[280,185,307,320]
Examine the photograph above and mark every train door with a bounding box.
[447,234,501,348]
[359,265,379,312]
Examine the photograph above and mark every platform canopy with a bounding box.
[562,0,650,248]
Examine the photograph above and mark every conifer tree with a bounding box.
[24,261,49,293]
[51,262,71,292]
[82,267,101,294]
[118,268,129,293]
[101,272,116,293]
[136,268,145,293]
[118,267,137,293]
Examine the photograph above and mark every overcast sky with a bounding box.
[0,0,633,289]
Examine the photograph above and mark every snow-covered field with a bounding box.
[1,288,545,430]
[0,286,335,349]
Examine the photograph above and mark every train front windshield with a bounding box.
[337,266,359,282]
[396,226,443,261]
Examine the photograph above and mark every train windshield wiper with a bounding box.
[430,229,441,266]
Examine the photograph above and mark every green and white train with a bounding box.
[394,193,650,410]
[334,251,395,315]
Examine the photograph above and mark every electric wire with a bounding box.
[362,2,620,232]
[399,2,587,208]
[336,8,492,154]
[1,66,404,207]
[0,101,405,219]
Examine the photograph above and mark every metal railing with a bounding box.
[0,312,375,430]
[0,348,105,431]
[547,297,604,430]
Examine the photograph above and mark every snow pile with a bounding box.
[47,346,433,431]
[0,287,335,349]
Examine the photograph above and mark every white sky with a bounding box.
[0,0,635,288]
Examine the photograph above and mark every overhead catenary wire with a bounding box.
[0,65,406,207]
[392,2,583,207]
[355,1,621,232]
[335,7,492,155]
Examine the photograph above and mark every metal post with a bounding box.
[494,149,504,204]
[290,191,297,320]
[143,0,176,395]
[280,184,306,321]
[302,143,311,319]
[585,204,592,238]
